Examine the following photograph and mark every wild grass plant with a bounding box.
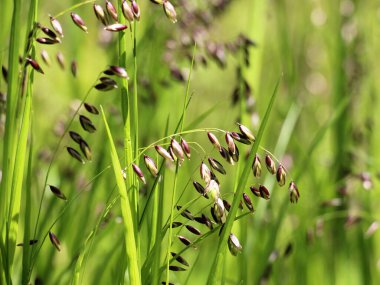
[1,0,379,284]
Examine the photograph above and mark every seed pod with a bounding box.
[106,1,118,21]
[178,235,191,246]
[48,231,61,251]
[69,131,83,144]
[186,225,201,236]
[122,0,134,22]
[40,26,59,41]
[171,222,182,228]
[36,37,60,45]
[93,4,107,25]
[50,16,63,37]
[144,155,158,177]
[79,139,92,161]
[193,181,206,196]
[71,60,77,77]
[228,233,242,256]
[107,66,129,79]
[169,266,186,272]
[79,115,96,133]
[163,0,177,23]
[40,49,51,66]
[84,102,99,115]
[265,154,276,174]
[70,12,88,33]
[181,138,191,159]
[252,154,261,177]
[67,147,84,164]
[171,138,184,161]
[243,193,254,212]
[238,123,255,141]
[26,58,44,74]
[205,179,220,201]
[155,145,174,161]
[95,82,117,91]
[17,239,38,246]
[207,132,221,150]
[56,52,65,70]
[219,146,234,165]
[223,199,231,212]
[177,205,194,220]
[104,23,128,32]
[208,157,226,175]
[131,1,141,21]
[171,252,189,266]
[259,185,270,200]
[276,165,286,186]
[289,181,300,203]
[200,162,211,183]
[230,132,251,145]
[49,185,67,200]
[132,163,146,184]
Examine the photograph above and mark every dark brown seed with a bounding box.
[26,58,44,74]
[48,231,61,251]
[40,26,59,40]
[202,214,213,229]
[193,181,206,196]
[171,252,189,266]
[66,147,84,164]
[84,102,99,115]
[49,185,67,200]
[79,139,92,161]
[17,239,38,246]
[79,115,96,133]
[265,154,276,174]
[284,243,293,257]
[169,266,186,272]
[225,132,236,155]
[2,65,7,83]
[185,225,201,236]
[238,123,255,141]
[289,181,300,203]
[250,186,260,198]
[70,12,88,33]
[93,4,107,25]
[243,193,254,212]
[223,199,231,212]
[180,138,191,159]
[132,163,146,184]
[71,60,77,77]
[100,76,117,86]
[36,37,60,45]
[108,66,129,79]
[177,235,191,246]
[259,185,270,200]
[177,205,194,220]
[106,0,118,21]
[104,23,128,32]
[230,132,251,145]
[208,157,226,175]
[69,131,83,144]
[50,16,63,37]
[171,222,182,228]
[276,165,286,186]
[210,171,220,185]
[95,82,117,91]
[219,146,234,164]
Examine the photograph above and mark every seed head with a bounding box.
[276,165,286,186]
[238,123,255,141]
[200,162,212,183]
[49,16,63,37]
[155,145,174,162]
[131,1,141,21]
[163,0,177,23]
[265,154,276,174]
[207,132,221,150]
[79,139,92,161]
[243,192,254,212]
[181,138,191,159]
[70,13,88,33]
[122,0,134,22]
[48,231,61,251]
[208,157,226,175]
[144,155,158,177]
[289,181,300,203]
[171,138,184,161]
[106,1,118,21]
[228,233,242,256]
[104,23,128,32]
[79,115,96,133]
[84,102,99,115]
[67,147,85,164]
[49,185,67,201]
[252,154,261,177]
[132,163,146,184]
[93,4,107,26]
[205,180,220,202]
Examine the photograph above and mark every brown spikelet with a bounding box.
[39,25,59,41]
[276,165,286,186]
[122,0,134,22]
[70,12,88,33]
[155,145,174,162]
[252,154,261,177]
[69,131,83,144]
[95,82,117,91]
[207,132,221,150]
[171,222,182,228]
[259,185,270,200]
[106,0,118,21]
[79,115,96,133]
[171,252,189,266]
[131,1,141,21]
[79,139,92,161]
[26,58,44,74]
[208,157,226,175]
[84,102,99,115]
[230,132,251,145]
[171,138,184,161]
[193,181,207,197]
[106,66,129,79]
[265,154,276,174]
[144,155,158,177]
[48,231,61,251]
[238,123,255,141]
[177,236,191,246]
[49,185,67,200]
[169,265,186,272]
[289,181,300,203]
[66,147,84,164]
[36,37,60,45]
[181,138,191,159]
[185,225,202,236]
[223,199,231,212]
[177,205,194,220]
[163,0,177,23]
[132,163,146,184]
[219,146,234,164]
[243,193,254,212]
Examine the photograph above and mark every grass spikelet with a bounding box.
[70,12,88,33]
[79,115,96,133]
[208,157,226,175]
[49,231,61,251]
[84,102,99,115]
[66,146,85,164]
[48,185,67,200]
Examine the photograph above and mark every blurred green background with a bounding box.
[1,0,380,284]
